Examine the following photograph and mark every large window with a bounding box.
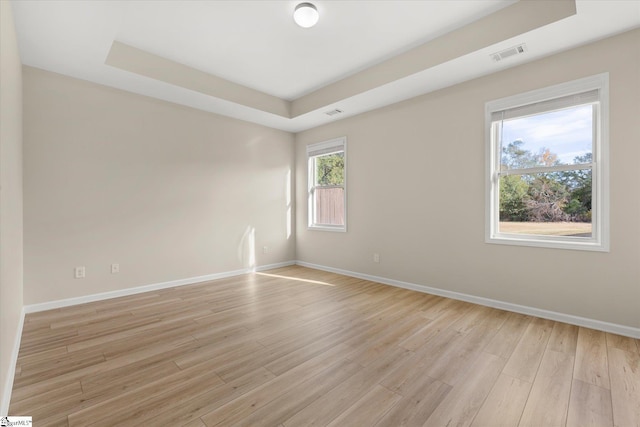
[307,137,346,231]
[486,74,609,251]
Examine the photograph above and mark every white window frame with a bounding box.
[485,73,609,252]
[307,137,347,232]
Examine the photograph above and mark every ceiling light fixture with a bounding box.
[294,2,319,28]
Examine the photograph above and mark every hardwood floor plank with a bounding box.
[476,307,511,332]
[26,415,69,427]
[23,306,97,326]
[483,312,531,360]
[282,344,413,427]
[18,328,80,356]
[518,349,574,427]
[64,317,163,353]
[424,327,492,386]
[419,297,459,320]
[183,419,206,427]
[80,359,181,395]
[575,327,610,389]
[210,318,357,383]
[566,379,614,427]
[14,350,106,389]
[547,322,579,355]
[608,347,640,427]
[263,324,361,375]
[345,313,427,367]
[11,335,199,406]
[381,327,464,394]
[9,377,80,405]
[200,343,351,426]
[171,335,263,371]
[19,347,105,378]
[124,297,191,318]
[91,292,164,314]
[423,352,505,427]
[373,376,451,427]
[450,305,495,334]
[606,332,640,354]
[398,303,468,352]
[502,317,554,383]
[9,380,82,416]
[419,309,505,388]
[471,374,531,427]
[102,322,206,360]
[67,361,224,426]
[257,316,345,353]
[15,346,68,366]
[49,310,132,330]
[326,384,402,427]
[233,359,362,427]
[142,367,276,427]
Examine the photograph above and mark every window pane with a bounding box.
[499,170,592,237]
[315,152,344,186]
[315,187,344,226]
[500,104,593,169]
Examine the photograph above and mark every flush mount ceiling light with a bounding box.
[294,2,319,28]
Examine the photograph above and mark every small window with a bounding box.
[307,137,347,231]
[486,74,609,251]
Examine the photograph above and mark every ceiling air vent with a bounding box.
[325,108,344,117]
[491,43,527,62]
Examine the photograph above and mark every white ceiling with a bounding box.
[10,0,640,132]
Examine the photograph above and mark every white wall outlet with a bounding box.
[111,263,120,274]
[373,253,380,263]
[263,246,269,254]
[74,266,86,279]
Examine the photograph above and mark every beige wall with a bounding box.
[296,29,640,329]
[0,0,24,412]
[23,67,295,304]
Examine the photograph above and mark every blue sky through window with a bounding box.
[501,104,593,165]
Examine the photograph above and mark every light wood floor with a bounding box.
[9,266,640,426]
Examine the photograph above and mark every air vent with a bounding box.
[491,43,527,62]
[325,108,344,116]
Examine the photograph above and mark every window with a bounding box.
[307,137,347,231]
[486,74,609,251]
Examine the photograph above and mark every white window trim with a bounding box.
[485,73,609,252]
[307,137,347,232]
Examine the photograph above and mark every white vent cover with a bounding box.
[325,108,344,116]
[491,43,528,62]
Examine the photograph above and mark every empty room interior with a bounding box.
[1,0,640,425]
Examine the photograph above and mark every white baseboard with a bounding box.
[296,261,640,339]
[24,261,296,314]
[1,307,25,416]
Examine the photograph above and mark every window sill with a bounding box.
[486,234,609,252]
[308,224,347,233]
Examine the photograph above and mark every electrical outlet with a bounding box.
[263,246,269,254]
[373,253,380,263]
[74,266,86,279]
[111,263,120,274]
